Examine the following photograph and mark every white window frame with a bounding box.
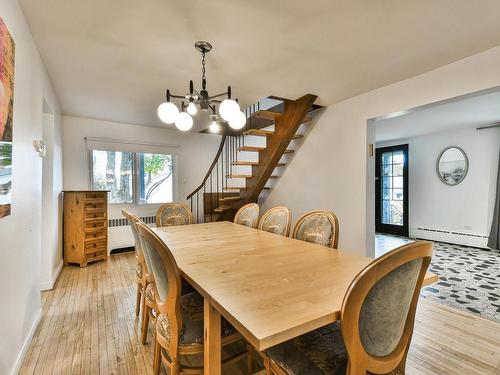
[88,149,178,205]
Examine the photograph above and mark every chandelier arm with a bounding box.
[169,93,186,99]
[208,91,229,100]
[209,99,222,104]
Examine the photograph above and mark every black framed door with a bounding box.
[375,144,409,237]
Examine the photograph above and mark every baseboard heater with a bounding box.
[108,216,156,227]
[108,216,156,252]
[413,226,489,248]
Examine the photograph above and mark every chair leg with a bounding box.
[264,357,272,375]
[396,352,408,375]
[346,359,367,375]
[153,337,162,375]
[171,358,180,375]
[141,304,150,344]
[140,285,147,321]
[135,282,142,316]
[247,343,255,374]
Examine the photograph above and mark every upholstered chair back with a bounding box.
[122,210,141,254]
[292,210,339,248]
[156,203,193,227]
[341,241,432,374]
[128,213,153,273]
[136,223,182,353]
[122,209,146,269]
[234,203,260,228]
[258,206,292,236]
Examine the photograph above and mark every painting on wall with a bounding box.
[0,17,15,218]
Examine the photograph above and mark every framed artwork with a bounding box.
[0,17,14,218]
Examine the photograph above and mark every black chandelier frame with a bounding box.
[163,41,237,118]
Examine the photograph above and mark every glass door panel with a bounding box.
[375,145,409,236]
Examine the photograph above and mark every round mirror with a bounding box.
[437,146,468,185]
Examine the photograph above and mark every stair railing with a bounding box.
[186,97,289,223]
[187,132,244,223]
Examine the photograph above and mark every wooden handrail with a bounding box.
[186,134,227,200]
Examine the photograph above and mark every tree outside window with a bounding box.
[90,150,174,204]
[138,153,173,204]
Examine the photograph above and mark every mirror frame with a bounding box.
[436,146,469,186]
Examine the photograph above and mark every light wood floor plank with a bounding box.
[19,252,500,375]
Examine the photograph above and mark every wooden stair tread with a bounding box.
[238,146,294,154]
[250,110,281,121]
[238,146,265,152]
[268,95,323,112]
[232,161,285,167]
[227,174,253,179]
[224,187,270,191]
[219,196,241,202]
[243,129,303,139]
[232,161,258,166]
[214,205,232,213]
[250,109,312,123]
[243,129,274,136]
[227,174,278,179]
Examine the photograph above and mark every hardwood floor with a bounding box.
[20,252,500,375]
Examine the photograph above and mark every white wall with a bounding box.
[41,105,63,291]
[0,1,61,374]
[377,126,500,247]
[262,46,500,258]
[62,116,221,249]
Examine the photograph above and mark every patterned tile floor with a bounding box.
[376,234,500,323]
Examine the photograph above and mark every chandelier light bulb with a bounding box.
[228,110,246,130]
[187,101,198,116]
[219,99,240,122]
[175,112,193,131]
[157,102,179,124]
[209,120,221,133]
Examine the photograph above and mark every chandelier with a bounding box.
[157,41,245,133]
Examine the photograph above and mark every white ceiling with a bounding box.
[19,0,500,129]
[374,88,500,142]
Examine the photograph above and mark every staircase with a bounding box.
[187,94,319,223]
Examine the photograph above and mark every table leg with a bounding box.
[204,297,221,375]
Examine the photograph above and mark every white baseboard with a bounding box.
[40,259,63,291]
[412,227,489,248]
[10,308,42,375]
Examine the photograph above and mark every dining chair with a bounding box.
[263,241,433,375]
[156,202,193,227]
[258,206,292,237]
[234,203,260,228]
[292,210,339,248]
[121,209,145,318]
[128,213,159,345]
[136,222,248,375]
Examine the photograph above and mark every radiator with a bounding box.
[412,226,489,248]
[108,216,156,252]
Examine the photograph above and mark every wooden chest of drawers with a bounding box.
[63,190,108,267]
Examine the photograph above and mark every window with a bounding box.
[137,153,173,204]
[90,150,174,204]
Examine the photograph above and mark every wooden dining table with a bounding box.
[152,221,438,375]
